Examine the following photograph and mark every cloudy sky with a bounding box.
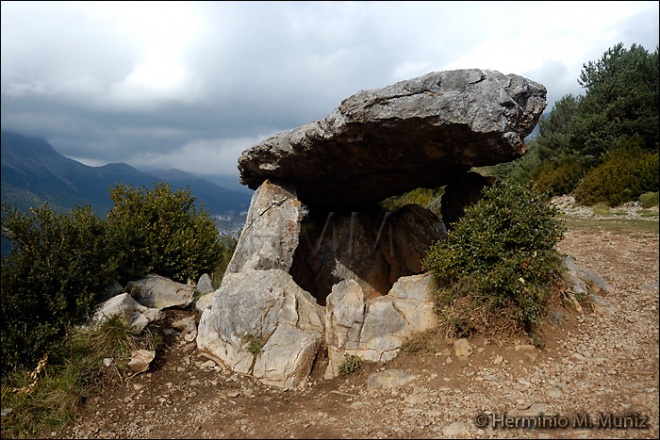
[2,1,658,188]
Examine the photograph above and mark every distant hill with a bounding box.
[1,130,252,217]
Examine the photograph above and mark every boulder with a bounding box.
[378,204,447,282]
[199,69,548,388]
[239,69,546,209]
[196,273,217,294]
[324,274,438,378]
[91,293,162,333]
[196,269,324,388]
[253,324,322,389]
[127,274,195,310]
[195,274,217,313]
[291,207,393,304]
[195,291,214,313]
[441,172,497,230]
[386,273,439,333]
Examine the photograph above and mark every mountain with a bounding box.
[1,130,252,218]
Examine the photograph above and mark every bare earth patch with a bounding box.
[61,214,659,439]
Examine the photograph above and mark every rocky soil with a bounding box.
[61,204,659,439]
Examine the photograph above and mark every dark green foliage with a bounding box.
[447,315,475,339]
[491,139,543,184]
[496,43,659,205]
[574,137,659,206]
[531,154,586,196]
[1,204,117,375]
[423,180,565,331]
[337,354,363,376]
[535,94,582,160]
[576,43,659,155]
[106,182,224,284]
[2,182,235,376]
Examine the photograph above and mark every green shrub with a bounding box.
[422,179,565,332]
[574,138,659,206]
[1,204,117,375]
[639,191,659,208]
[243,334,267,356]
[532,156,586,196]
[106,182,224,284]
[591,202,611,215]
[337,354,363,376]
[2,182,232,376]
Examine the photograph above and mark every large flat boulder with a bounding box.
[239,69,546,210]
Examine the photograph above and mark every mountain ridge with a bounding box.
[1,130,252,217]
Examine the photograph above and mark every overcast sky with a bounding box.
[2,1,658,186]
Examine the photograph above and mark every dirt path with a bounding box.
[62,222,659,439]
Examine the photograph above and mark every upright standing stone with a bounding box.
[225,180,301,274]
[197,180,324,389]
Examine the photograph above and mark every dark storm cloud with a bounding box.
[2,1,658,178]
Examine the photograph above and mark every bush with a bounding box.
[532,156,586,196]
[337,354,363,375]
[574,137,659,206]
[2,182,233,375]
[422,179,565,332]
[106,182,224,284]
[639,191,659,208]
[1,204,117,375]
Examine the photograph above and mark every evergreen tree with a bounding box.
[574,42,659,158]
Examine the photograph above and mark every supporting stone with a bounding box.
[324,274,438,378]
[225,179,301,274]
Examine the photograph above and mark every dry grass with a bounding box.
[1,316,162,439]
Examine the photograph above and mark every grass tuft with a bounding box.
[243,334,268,356]
[1,316,162,439]
[337,354,363,376]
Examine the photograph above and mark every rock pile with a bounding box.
[197,68,547,388]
